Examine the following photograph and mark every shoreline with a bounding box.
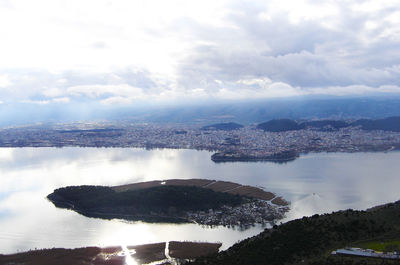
[1,144,399,164]
[0,241,222,265]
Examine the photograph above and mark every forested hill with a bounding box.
[47,185,244,222]
[257,117,400,132]
[352,117,400,132]
[202,122,244,131]
[257,119,302,132]
[188,200,400,265]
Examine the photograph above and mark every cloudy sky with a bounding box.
[1,0,400,107]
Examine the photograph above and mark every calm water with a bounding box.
[0,148,400,254]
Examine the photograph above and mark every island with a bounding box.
[47,179,289,227]
[211,150,298,163]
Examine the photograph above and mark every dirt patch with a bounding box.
[112,180,163,192]
[226,186,275,200]
[168,241,222,259]
[0,247,125,265]
[112,179,214,192]
[166,179,214,187]
[271,196,289,206]
[112,179,286,204]
[205,181,241,192]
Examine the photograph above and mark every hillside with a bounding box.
[301,120,350,130]
[256,117,400,132]
[188,200,400,265]
[353,117,400,132]
[202,122,244,131]
[257,119,302,132]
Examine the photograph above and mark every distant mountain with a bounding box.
[2,96,400,126]
[353,116,400,132]
[139,96,400,125]
[189,200,400,265]
[257,119,302,132]
[256,117,400,132]
[202,122,244,131]
[301,120,349,129]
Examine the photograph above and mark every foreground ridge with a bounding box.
[188,200,400,265]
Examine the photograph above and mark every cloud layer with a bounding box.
[0,0,400,106]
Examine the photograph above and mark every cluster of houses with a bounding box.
[186,199,288,227]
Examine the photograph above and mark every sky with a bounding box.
[0,0,400,109]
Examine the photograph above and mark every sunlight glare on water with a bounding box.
[122,245,137,265]
[1,148,400,254]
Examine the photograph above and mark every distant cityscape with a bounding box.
[1,118,400,162]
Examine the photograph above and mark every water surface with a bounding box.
[0,148,399,254]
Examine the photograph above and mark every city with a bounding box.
[1,122,400,162]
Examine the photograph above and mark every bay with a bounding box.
[0,148,399,254]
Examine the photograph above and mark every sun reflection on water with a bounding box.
[1,148,400,255]
[122,245,137,265]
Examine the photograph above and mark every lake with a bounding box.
[0,148,399,254]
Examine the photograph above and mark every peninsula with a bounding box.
[211,150,298,163]
[47,179,289,227]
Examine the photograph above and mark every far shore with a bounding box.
[0,241,222,265]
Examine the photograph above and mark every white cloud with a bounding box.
[0,0,13,9]
[0,0,399,105]
[237,78,272,87]
[100,96,132,105]
[43,88,64,98]
[91,41,108,49]
[0,74,11,88]
[67,84,146,99]
[52,97,70,103]
[0,0,230,76]
[20,99,50,105]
